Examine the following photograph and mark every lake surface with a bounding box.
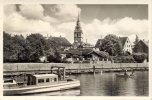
[25,71,148,96]
[70,71,148,96]
[5,71,148,96]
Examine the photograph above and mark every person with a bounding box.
[124,70,128,76]
[130,70,134,76]
[124,71,127,75]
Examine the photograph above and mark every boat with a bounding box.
[115,73,135,78]
[3,66,80,96]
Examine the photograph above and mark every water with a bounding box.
[70,71,148,96]
[5,71,148,96]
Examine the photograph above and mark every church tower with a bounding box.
[74,13,83,44]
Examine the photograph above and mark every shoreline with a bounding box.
[3,63,148,76]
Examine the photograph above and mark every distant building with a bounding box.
[119,37,133,54]
[49,36,72,50]
[95,36,133,53]
[94,39,103,51]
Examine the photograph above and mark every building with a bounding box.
[133,39,148,53]
[119,37,133,54]
[95,36,133,53]
[94,39,103,51]
[49,36,72,50]
[73,13,83,49]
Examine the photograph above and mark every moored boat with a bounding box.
[3,66,80,96]
[115,73,135,78]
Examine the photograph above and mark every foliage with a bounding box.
[99,34,123,56]
[114,55,135,63]
[132,53,148,63]
[25,33,47,62]
[3,32,26,62]
[3,32,62,63]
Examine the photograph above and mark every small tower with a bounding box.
[74,13,83,45]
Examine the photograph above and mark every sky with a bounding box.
[3,4,148,45]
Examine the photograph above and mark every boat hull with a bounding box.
[115,74,134,78]
[4,79,80,96]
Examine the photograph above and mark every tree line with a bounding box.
[3,31,61,63]
[3,32,148,63]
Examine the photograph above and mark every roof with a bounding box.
[142,40,149,47]
[33,74,57,78]
[49,37,72,46]
[95,39,103,48]
[68,49,92,56]
[82,42,94,48]
[88,50,109,58]
[119,37,128,47]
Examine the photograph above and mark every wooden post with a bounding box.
[51,67,53,74]
[93,65,95,75]
[63,68,65,80]
[58,68,60,80]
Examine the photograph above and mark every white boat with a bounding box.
[3,74,80,96]
[3,66,80,96]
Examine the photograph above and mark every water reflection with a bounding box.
[70,71,148,96]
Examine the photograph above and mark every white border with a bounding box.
[0,0,151,100]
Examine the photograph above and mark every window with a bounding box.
[54,78,57,82]
[4,80,13,83]
[46,78,49,82]
[38,79,44,83]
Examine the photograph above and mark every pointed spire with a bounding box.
[78,11,80,21]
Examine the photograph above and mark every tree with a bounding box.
[25,33,46,62]
[3,31,26,62]
[12,35,26,62]
[133,35,139,45]
[99,34,123,56]
[46,39,62,63]
[3,31,13,62]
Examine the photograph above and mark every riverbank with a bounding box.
[3,63,148,75]
[3,63,148,71]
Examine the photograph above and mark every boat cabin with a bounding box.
[27,74,58,85]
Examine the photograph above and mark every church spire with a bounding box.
[74,11,83,45]
[78,11,80,22]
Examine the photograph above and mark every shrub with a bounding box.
[132,53,148,63]
[114,55,135,63]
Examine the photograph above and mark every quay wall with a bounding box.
[3,63,148,72]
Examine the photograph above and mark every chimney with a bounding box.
[143,39,144,41]
[86,39,87,44]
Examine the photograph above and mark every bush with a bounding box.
[132,53,148,63]
[82,60,90,63]
[114,55,135,63]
